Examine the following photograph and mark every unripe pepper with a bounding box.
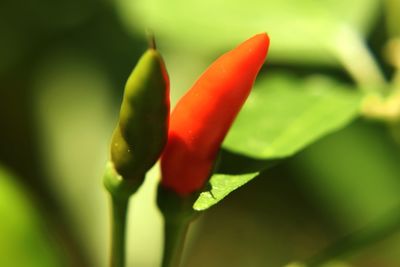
[160,33,270,196]
[110,48,170,183]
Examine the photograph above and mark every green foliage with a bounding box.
[118,0,380,65]
[224,73,363,159]
[0,167,62,267]
[292,120,400,228]
[194,73,362,210]
[194,172,258,211]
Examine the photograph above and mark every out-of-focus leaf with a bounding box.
[385,0,400,37]
[193,172,259,211]
[223,73,363,160]
[117,0,380,65]
[284,260,353,267]
[290,120,400,229]
[284,263,307,267]
[306,205,400,266]
[33,53,113,266]
[0,0,97,73]
[0,166,62,267]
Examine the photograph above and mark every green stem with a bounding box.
[109,195,130,267]
[104,162,141,267]
[161,218,190,267]
[162,220,190,267]
[157,185,198,267]
[331,25,386,92]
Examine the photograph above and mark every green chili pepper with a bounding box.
[110,47,170,184]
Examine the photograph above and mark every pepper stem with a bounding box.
[103,162,141,267]
[109,194,130,267]
[161,216,190,267]
[157,185,198,267]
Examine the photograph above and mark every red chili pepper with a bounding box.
[160,33,270,196]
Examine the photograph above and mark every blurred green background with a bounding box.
[1,0,400,266]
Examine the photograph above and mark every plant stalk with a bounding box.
[161,218,190,267]
[109,195,130,267]
[331,25,386,91]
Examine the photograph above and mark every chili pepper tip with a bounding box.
[146,29,157,50]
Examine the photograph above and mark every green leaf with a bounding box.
[223,73,363,160]
[195,73,362,211]
[0,166,62,267]
[193,172,259,211]
[117,0,380,65]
